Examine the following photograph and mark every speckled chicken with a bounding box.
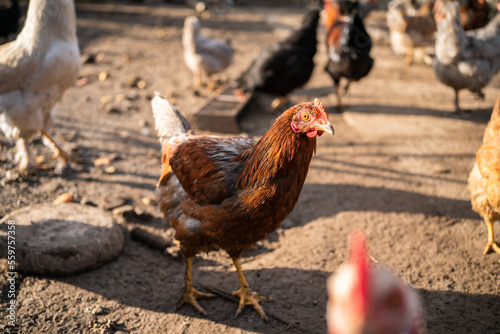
[0,0,81,175]
[182,15,234,91]
[327,230,425,334]
[433,1,500,113]
[386,0,436,66]
[468,97,500,255]
[152,93,334,320]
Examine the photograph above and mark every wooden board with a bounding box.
[193,87,254,133]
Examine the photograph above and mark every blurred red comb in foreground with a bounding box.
[349,230,370,316]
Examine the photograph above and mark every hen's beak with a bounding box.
[315,120,335,136]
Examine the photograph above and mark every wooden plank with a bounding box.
[193,87,254,133]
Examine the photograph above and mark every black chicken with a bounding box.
[0,0,20,40]
[236,8,320,111]
[324,0,374,110]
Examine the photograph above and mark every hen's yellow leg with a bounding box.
[177,257,214,316]
[194,71,202,88]
[484,220,500,254]
[231,257,271,321]
[405,47,414,65]
[15,138,33,175]
[333,84,342,110]
[40,130,76,164]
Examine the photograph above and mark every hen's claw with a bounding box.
[41,130,76,164]
[484,221,500,255]
[232,287,271,320]
[177,256,214,316]
[230,256,271,320]
[177,286,214,316]
[484,240,500,255]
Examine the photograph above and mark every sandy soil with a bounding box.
[1,3,500,333]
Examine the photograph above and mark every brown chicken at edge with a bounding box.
[460,0,491,31]
[152,93,334,319]
[469,97,500,255]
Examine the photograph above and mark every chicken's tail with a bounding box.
[151,92,193,187]
[152,92,193,146]
[152,93,192,229]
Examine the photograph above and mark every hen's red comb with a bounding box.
[349,230,370,316]
[314,98,327,116]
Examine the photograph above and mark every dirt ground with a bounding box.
[1,2,500,333]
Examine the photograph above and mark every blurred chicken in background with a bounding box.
[433,0,500,113]
[460,0,491,30]
[387,0,436,66]
[323,0,375,110]
[0,0,81,176]
[236,8,320,111]
[0,0,20,41]
[182,15,234,92]
[327,230,425,334]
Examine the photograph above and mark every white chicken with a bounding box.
[0,0,81,175]
[432,1,500,113]
[326,230,425,334]
[182,15,234,90]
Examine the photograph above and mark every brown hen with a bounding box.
[387,0,436,66]
[460,0,491,31]
[469,97,500,254]
[152,93,334,319]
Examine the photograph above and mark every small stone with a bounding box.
[35,155,45,164]
[95,53,105,63]
[115,94,126,102]
[112,205,136,220]
[75,77,90,87]
[94,157,113,166]
[104,166,116,174]
[156,28,167,38]
[136,80,147,89]
[80,198,97,207]
[98,71,109,81]
[100,95,113,104]
[142,197,157,206]
[101,195,129,211]
[54,193,73,204]
[104,105,122,114]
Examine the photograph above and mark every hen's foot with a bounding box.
[41,130,76,164]
[232,287,271,320]
[423,54,433,66]
[177,286,214,316]
[52,147,77,165]
[484,240,500,255]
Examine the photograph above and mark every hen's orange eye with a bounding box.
[302,113,309,120]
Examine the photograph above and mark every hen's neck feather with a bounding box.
[17,0,77,51]
[236,109,316,189]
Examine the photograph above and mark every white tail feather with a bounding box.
[151,92,192,146]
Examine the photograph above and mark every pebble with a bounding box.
[54,193,73,204]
